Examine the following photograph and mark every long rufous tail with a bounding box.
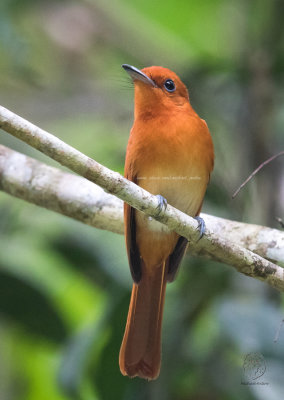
[119,261,167,380]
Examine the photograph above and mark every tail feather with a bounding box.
[119,262,167,380]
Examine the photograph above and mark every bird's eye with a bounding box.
[164,79,176,92]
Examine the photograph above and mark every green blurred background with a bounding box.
[0,0,284,399]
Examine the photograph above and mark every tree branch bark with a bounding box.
[0,105,283,290]
[0,144,123,234]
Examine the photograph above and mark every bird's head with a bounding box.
[122,64,191,119]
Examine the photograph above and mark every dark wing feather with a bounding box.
[167,237,188,282]
[124,175,142,283]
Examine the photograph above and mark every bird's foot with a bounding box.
[156,195,167,214]
[194,216,206,240]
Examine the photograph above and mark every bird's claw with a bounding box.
[156,195,167,214]
[194,216,206,240]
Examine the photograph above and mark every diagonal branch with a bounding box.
[0,105,283,291]
[232,151,284,198]
[1,144,283,265]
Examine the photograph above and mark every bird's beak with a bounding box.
[122,64,157,87]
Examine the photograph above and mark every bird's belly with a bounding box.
[134,163,208,265]
[137,163,208,221]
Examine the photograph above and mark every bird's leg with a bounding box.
[194,216,206,240]
[156,195,167,214]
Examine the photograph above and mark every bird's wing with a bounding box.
[167,237,189,282]
[124,173,142,283]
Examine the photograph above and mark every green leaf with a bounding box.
[0,268,67,343]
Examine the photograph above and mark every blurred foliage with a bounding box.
[0,0,283,399]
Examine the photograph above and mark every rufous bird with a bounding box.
[119,64,214,380]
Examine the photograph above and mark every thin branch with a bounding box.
[232,151,284,198]
[1,144,284,265]
[0,105,283,291]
